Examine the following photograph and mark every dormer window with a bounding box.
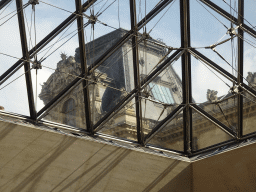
[149,83,174,104]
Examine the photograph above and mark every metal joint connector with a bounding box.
[88,14,97,25]
[32,60,42,70]
[28,0,39,5]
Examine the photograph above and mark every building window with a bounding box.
[149,83,174,104]
[63,98,76,127]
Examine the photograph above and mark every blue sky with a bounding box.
[0,0,256,116]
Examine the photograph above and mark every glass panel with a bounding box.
[146,110,184,152]
[191,56,232,104]
[192,109,233,151]
[191,0,238,78]
[244,1,256,29]
[34,22,80,112]
[23,0,75,44]
[0,1,23,75]
[0,67,29,116]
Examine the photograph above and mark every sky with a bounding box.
[0,0,256,116]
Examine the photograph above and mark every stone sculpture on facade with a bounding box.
[207,89,218,102]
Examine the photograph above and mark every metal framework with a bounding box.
[1,0,256,157]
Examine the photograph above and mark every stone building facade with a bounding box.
[39,29,256,152]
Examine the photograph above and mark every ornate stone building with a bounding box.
[39,29,256,151]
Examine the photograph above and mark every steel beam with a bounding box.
[180,0,192,154]
[144,105,185,144]
[237,0,244,138]
[37,0,175,120]
[16,0,36,119]
[0,0,12,10]
[75,0,92,133]
[129,0,143,145]
[0,0,97,85]
[94,50,182,132]
[189,139,236,157]
[199,0,256,39]
[189,49,237,82]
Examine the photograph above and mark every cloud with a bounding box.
[192,58,231,103]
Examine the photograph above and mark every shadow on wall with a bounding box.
[1,136,77,192]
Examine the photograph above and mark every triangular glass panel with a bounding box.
[34,26,80,113]
[22,0,76,45]
[191,55,238,132]
[192,109,234,151]
[97,98,138,142]
[0,1,23,75]
[0,67,30,116]
[191,55,233,104]
[146,108,184,152]
[244,1,256,29]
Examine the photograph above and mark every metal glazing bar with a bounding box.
[199,0,238,24]
[189,49,237,82]
[129,0,143,145]
[16,0,36,120]
[190,104,237,138]
[199,0,256,39]
[144,105,185,144]
[75,0,92,133]
[94,50,182,132]
[0,0,12,10]
[237,0,244,139]
[189,139,236,157]
[0,0,97,84]
[88,0,174,73]
[180,0,192,154]
[37,0,176,120]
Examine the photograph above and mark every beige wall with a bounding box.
[0,121,190,192]
[1,120,256,192]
